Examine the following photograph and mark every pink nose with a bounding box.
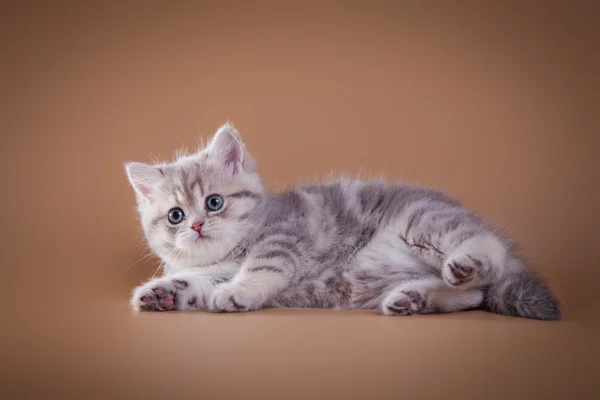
[190,221,204,232]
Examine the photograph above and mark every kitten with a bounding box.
[125,122,561,320]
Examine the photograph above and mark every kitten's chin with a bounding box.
[161,240,234,269]
[159,248,222,269]
[193,234,212,243]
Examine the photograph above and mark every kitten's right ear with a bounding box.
[206,121,256,175]
[125,162,163,201]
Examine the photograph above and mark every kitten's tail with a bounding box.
[482,268,562,321]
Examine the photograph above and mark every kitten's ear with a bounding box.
[207,122,256,174]
[125,162,163,200]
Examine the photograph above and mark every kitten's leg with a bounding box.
[131,262,239,312]
[382,276,483,316]
[441,234,506,288]
[398,199,508,289]
[427,288,484,313]
[210,234,301,312]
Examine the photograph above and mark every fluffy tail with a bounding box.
[482,268,562,321]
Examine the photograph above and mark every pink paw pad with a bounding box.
[449,263,474,279]
[393,298,410,309]
[159,294,175,309]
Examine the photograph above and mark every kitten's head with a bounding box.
[125,122,265,269]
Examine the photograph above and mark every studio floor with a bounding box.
[5,297,598,399]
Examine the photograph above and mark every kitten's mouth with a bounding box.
[195,233,210,242]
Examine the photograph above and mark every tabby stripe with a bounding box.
[442,215,463,234]
[248,265,285,274]
[369,194,385,213]
[228,190,261,199]
[254,231,300,245]
[404,205,429,237]
[255,249,295,263]
[190,176,204,197]
[260,240,302,258]
[180,169,195,203]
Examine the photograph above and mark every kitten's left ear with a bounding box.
[208,122,256,174]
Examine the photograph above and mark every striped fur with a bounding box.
[126,122,561,320]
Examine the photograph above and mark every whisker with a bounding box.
[151,262,163,278]
[118,252,156,280]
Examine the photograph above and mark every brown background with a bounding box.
[2,1,599,399]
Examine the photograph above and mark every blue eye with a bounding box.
[206,195,224,212]
[168,208,185,224]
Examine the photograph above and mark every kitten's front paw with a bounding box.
[209,283,262,313]
[131,277,205,312]
[442,253,491,288]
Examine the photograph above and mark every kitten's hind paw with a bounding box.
[442,253,491,288]
[382,288,427,316]
[442,235,505,289]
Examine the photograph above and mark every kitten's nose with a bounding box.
[190,221,204,232]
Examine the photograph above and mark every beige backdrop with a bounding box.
[2,1,599,399]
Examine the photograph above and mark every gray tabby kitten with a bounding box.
[125,123,561,320]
